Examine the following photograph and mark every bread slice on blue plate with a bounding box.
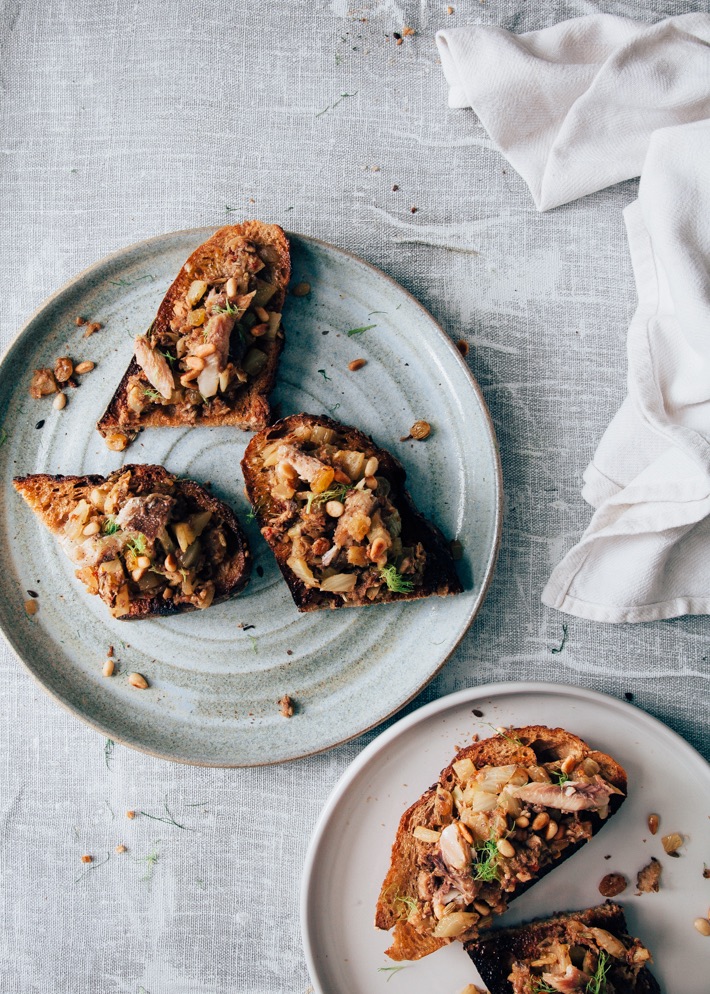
[14,464,250,619]
[242,413,463,611]
[97,221,290,450]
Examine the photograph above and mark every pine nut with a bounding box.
[225,277,238,298]
[648,813,659,835]
[115,844,127,854]
[165,554,177,572]
[53,392,67,410]
[126,810,136,819]
[497,838,515,858]
[74,361,95,374]
[81,854,93,864]
[348,358,367,371]
[102,658,115,677]
[457,821,473,844]
[515,816,530,828]
[325,500,344,517]
[292,281,311,297]
[82,520,100,536]
[532,812,550,831]
[194,342,216,358]
[474,901,490,915]
[364,456,379,477]
[364,475,377,489]
[332,468,350,485]
[24,599,38,616]
[560,755,577,774]
[184,355,205,371]
[694,918,710,936]
[251,322,268,337]
[128,672,149,689]
[545,820,558,841]
[131,568,145,582]
[180,370,200,386]
[255,306,270,322]
[136,556,151,569]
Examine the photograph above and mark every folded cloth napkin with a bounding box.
[436,13,710,211]
[436,15,710,622]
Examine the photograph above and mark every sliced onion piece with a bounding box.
[433,911,479,939]
[320,572,357,593]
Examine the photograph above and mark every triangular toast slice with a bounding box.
[97,221,290,450]
[466,902,660,993]
[241,414,463,611]
[375,726,627,961]
[14,464,250,619]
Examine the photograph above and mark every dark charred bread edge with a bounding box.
[375,726,627,961]
[241,413,463,613]
[12,464,251,620]
[97,221,290,439]
[466,902,661,994]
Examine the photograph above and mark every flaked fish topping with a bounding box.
[59,471,232,616]
[125,234,283,419]
[254,423,426,605]
[397,738,625,945]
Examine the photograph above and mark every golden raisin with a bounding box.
[410,420,431,440]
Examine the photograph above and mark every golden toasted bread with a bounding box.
[97,222,290,449]
[241,414,463,611]
[466,902,660,994]
[14,464,250,619]
[375,726,627,961]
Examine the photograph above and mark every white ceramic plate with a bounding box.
[0,228,502,765]
[301,682,710,994]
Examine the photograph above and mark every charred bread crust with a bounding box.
[466,903,661,994]
[241,413,463,612]
[375,726,627,961]
[97,221,290,442]
[13,464,250,620]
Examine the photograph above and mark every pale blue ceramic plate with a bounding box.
[0,229,502,765]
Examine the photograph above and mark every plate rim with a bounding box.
[299,680,710,993]
[0,227,504,767]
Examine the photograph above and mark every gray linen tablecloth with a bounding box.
[1,2,708,992]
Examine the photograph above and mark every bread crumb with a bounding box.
[636,857,662,893]
[278,694,295,718]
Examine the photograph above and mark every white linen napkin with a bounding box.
[436,13,710,211]
[436,15,710,622]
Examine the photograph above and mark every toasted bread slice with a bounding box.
[14,464,250,619]
[375,726,627,961]
[241,414,463,611]
[466,902,660,994]
[97,222,290,449]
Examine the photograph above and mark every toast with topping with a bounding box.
[14,464,250,619]
[97,222,290,449]
[466,902,659,993]
[375,726,627,961]
[241,414,463,611]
